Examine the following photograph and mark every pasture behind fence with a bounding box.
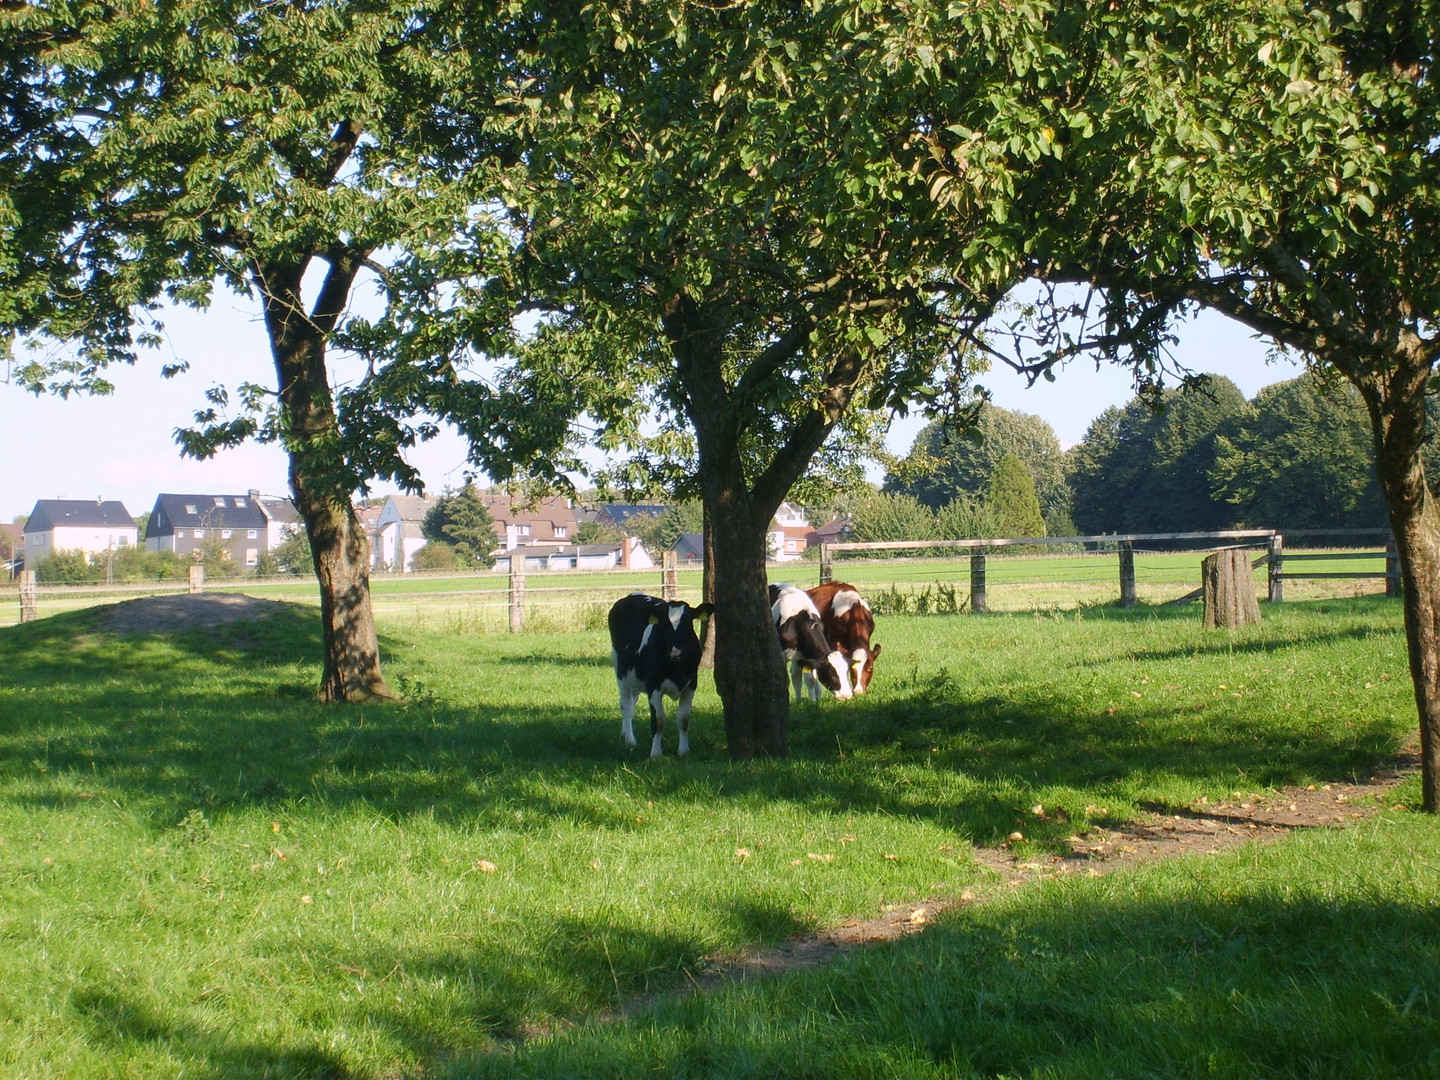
[3,528,1402,630]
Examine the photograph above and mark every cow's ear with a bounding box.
[696,603,715,618]
[871,643,882,657]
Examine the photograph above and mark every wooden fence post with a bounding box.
[1118,541,1136,607]
[819,544,832,585]
[1268,534,1285,603]
[508,561,525,633]
[1386,540,1402,598]
[19,570,36,623]
[969,553,987,614]
[189,564,205,594]
[662,550,679,601]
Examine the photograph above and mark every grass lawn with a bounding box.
[0,594,1434,1078]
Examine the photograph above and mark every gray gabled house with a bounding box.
[144,491,296,570]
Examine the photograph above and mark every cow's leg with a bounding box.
[789,657,806,701]
[618,673,640,747]
[805,667,823,702]
[675,684,696,756]
[648,689,668,758]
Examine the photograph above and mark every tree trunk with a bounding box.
[666,299,790,758]
[293,476,393,703]
[260,255,395,704]
[708,501,789,758]
[1360,356,1440,812]
[698,501,717,671]
[1201,548,1262,628]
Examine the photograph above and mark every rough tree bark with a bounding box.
[1201,548,1262,629]
[1356,349,1440,812]
[664,296,862,759]
[258,253,395,703]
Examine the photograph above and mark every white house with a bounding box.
[493,538,654,573]
[768,501,810,562]
[23,500,138,565]
[375,494,436,571]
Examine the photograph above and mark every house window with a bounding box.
[516,524,531,536]
[214,497,227,507]
[247,529,258,539]
[184,504,198,514]
[555,526,567,538]
[194,529,204,539]
[221,529,233,539]
[246,548,258,566]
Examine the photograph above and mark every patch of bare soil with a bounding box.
[595,749,1421,1029]
[102,592,298,636]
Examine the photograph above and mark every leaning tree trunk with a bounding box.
[261,255,395,704]
[1361,354,1440,812]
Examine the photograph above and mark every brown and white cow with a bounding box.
[769,582,851,702]
[806,582,881,696]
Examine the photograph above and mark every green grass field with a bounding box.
[1,592,1435,1077]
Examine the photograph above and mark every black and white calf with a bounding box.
[769,583,851,702]
[608,593,715,757]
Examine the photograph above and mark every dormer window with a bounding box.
[555,526,567,538]
[214,497,227,507]
[184,504,198,514]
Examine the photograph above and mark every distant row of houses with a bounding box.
[8,490,851,574]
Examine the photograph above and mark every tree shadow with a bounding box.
[0,599,1408,843]
[68,987,353,1079]
[447,884,1440,1077]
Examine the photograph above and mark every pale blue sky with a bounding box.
[0,297,1304,525]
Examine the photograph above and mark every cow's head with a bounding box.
[815,647,853,699]
[849,643,881,694]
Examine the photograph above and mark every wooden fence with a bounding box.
[819,529,1401,611]
[6,529,1402,628]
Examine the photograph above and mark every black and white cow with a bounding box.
[608,593,715,757]
[769,582,851,702]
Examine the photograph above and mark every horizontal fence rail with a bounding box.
[3,528,1402,629]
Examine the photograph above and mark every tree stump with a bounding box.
[1202,548,1262,628]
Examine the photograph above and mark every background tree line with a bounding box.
[873,373,1422,543]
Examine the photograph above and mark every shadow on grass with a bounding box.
[0,599,1410,844]
[443,858,1440,1078]
[69,987,352,1079]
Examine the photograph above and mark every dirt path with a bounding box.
[600,749,1419,1025]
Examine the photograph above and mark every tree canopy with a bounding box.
[887,405,1071,530]
[1210,376,1388,531]
[1068,378,1247,535]
[1,0,527,700]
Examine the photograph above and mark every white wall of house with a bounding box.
[30,525,138,562]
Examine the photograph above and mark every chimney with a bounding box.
[621,536,632,569]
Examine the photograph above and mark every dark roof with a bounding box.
[25,500,136,532]
[806,516,852,542]
[146,493,269,537]
[594,504,669,527]
[670,533,704,560]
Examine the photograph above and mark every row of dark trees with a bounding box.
[8,3,1440,806]
[886,374,1412,537]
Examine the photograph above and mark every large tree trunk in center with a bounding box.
[1361,356,1440,811]
[707,497,789,758]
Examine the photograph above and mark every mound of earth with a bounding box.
[102,592,300,635]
